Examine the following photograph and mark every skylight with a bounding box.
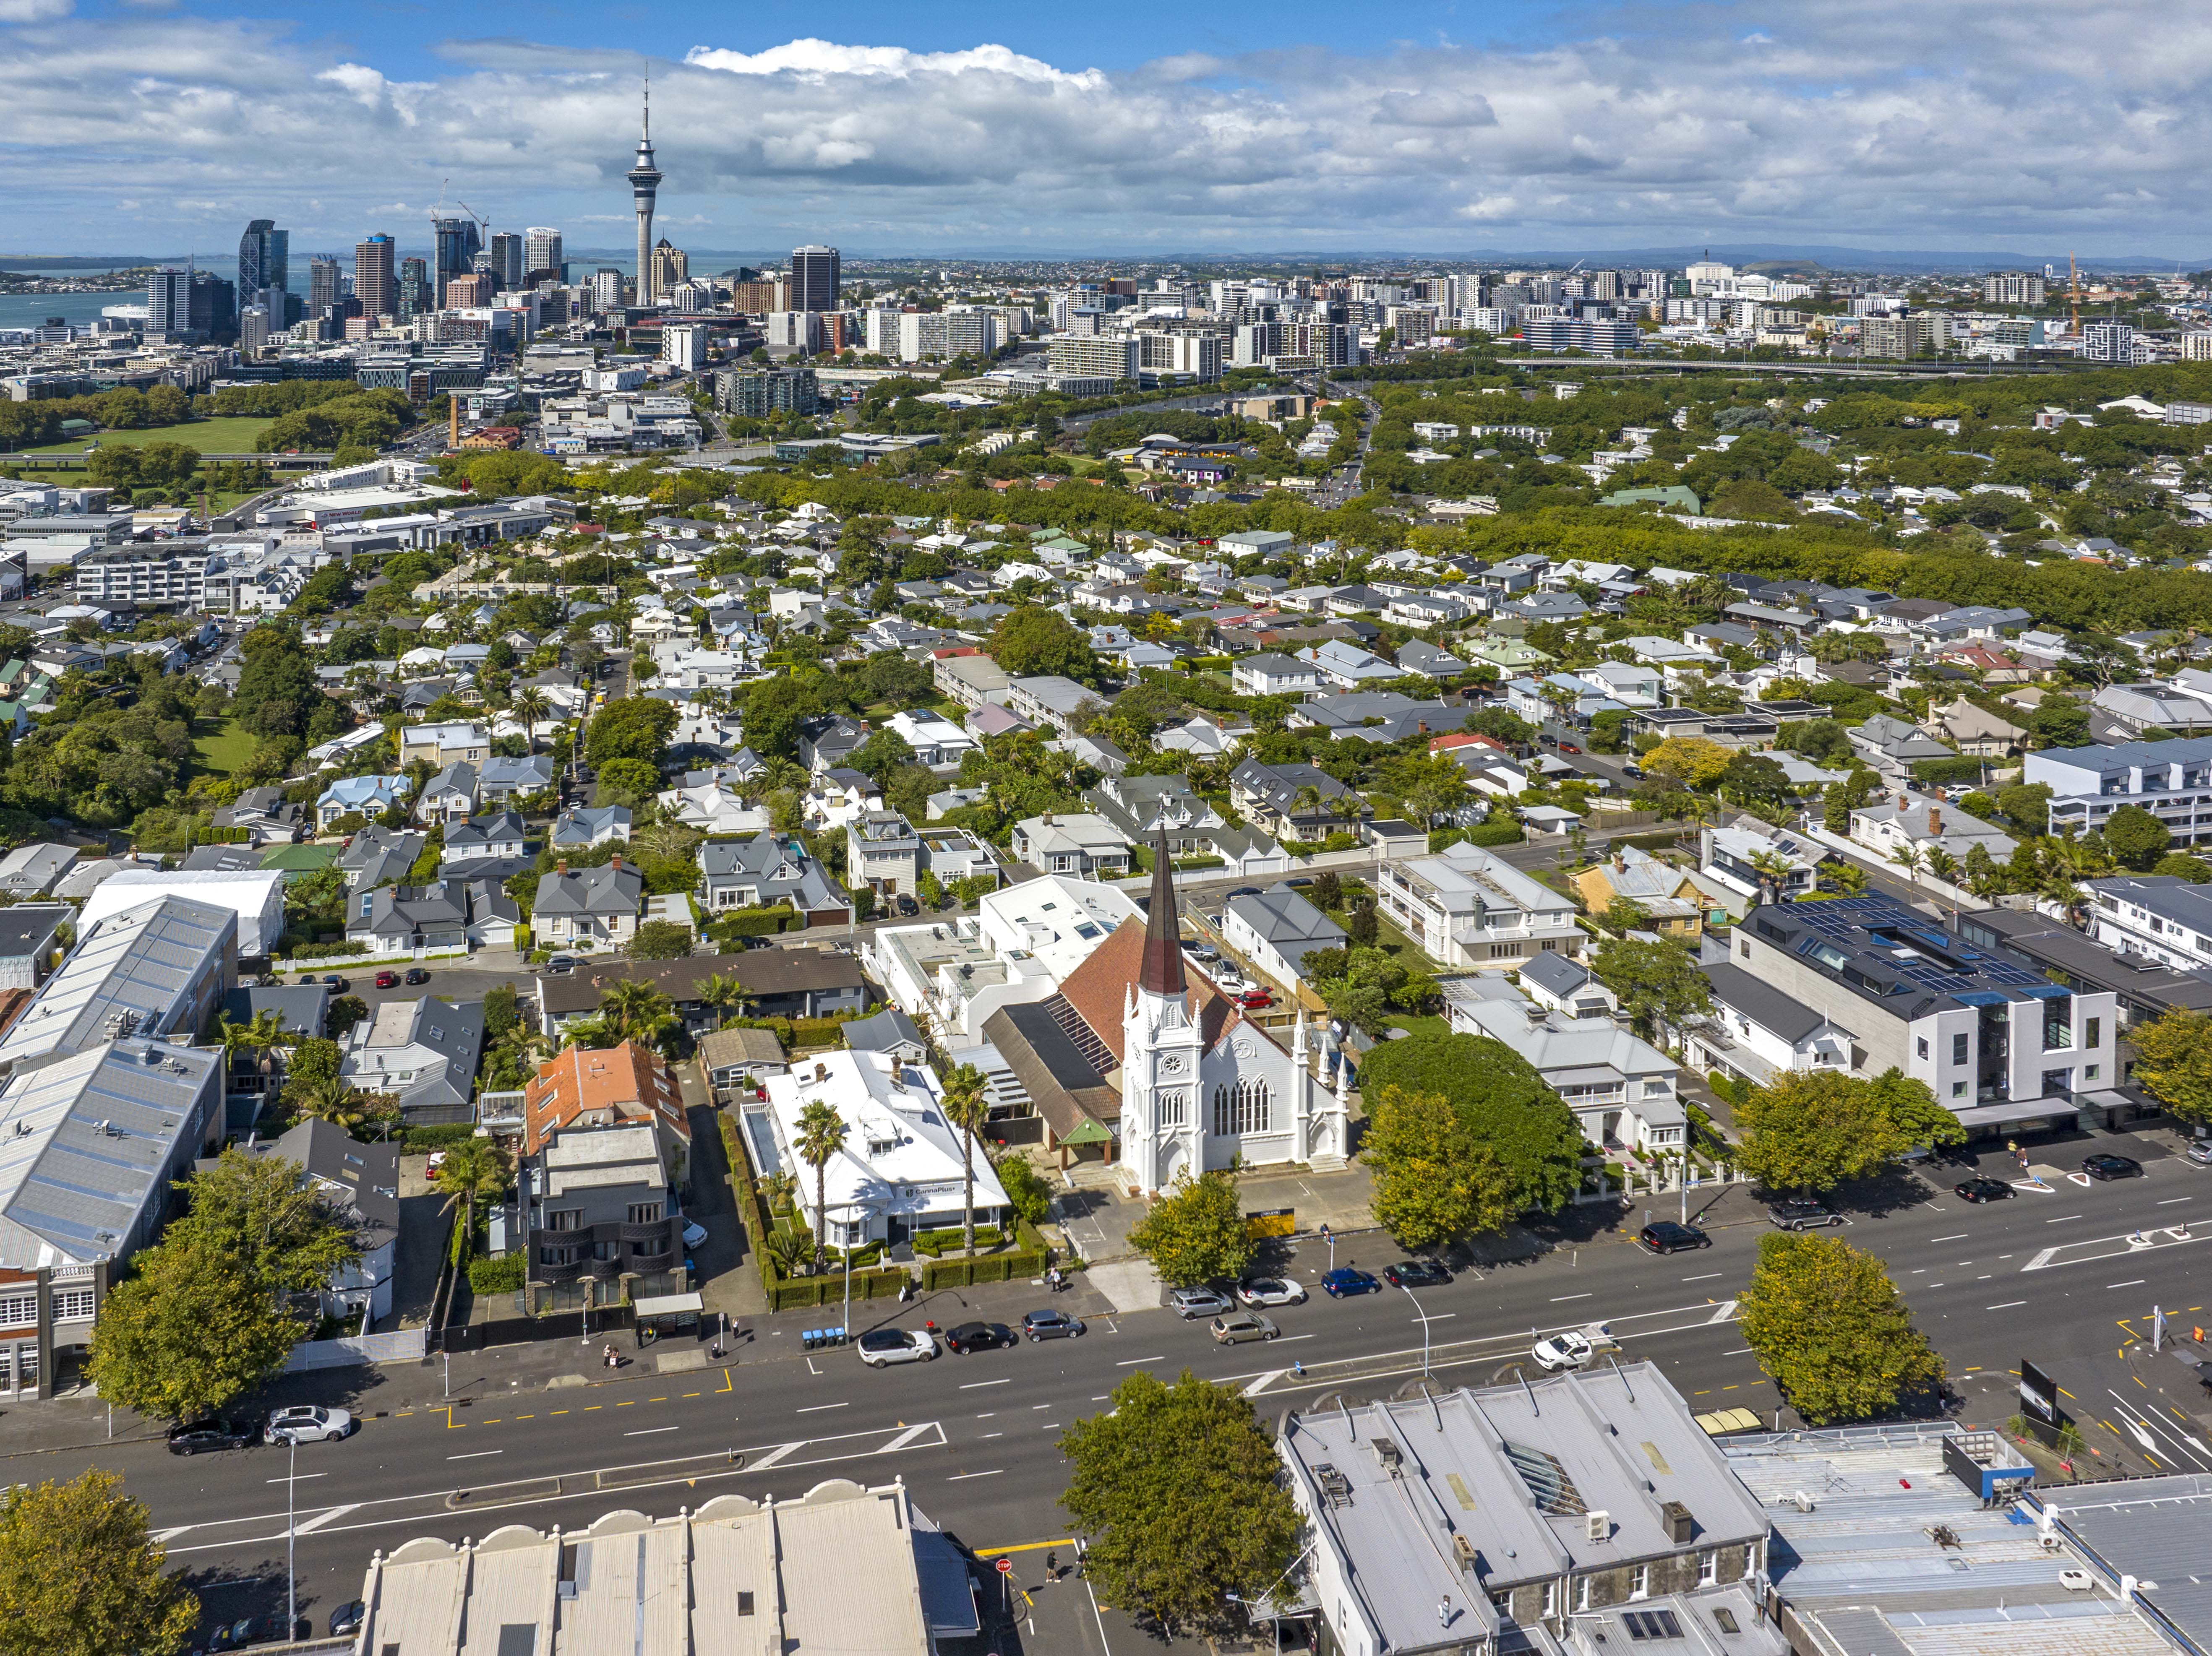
[1501,1440,1587,1515]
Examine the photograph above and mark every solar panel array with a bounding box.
[1780,897,2046,995]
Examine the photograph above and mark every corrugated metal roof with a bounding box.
[0,896,232,1066]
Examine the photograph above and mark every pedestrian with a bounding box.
[1045,1550,1058,1582]
[1292,1359,1306,1379]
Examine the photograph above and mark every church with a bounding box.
[981,833,1347,1192]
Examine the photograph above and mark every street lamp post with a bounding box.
[1397,1279,1431,1380]
[285,1437,297,1639]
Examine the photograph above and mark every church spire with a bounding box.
[1138,825,1185,998]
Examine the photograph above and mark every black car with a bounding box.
[944,1320,1016,1353]
[1226,885,1263,898]
[329,1602,366,1638]
[205,1617,261,1652]
[323,975,350,993]
[1638,1221,1712,1253]
[895,894,919,917]
[167,1419,255,1455]
[2084,1153,2143,1181]
[403,966,430,985]
[1382,1259,1453,1287]
[1954,1177,2013,1203]
[1021,1308,1086,1341]
[1767,1200,1843,1231]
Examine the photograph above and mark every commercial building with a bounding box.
[523,226,563,283]
[1982,271,2046,305]
[349,1483,979,1656]
[0,896,236,1069]
[236,219,288,302]
[354,234,396,320]
[78,868,286,960]
[663,320,710,369]
[1520,315,1641,355]
[790,244,841,311]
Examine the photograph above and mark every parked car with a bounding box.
[2186,1140,2212,1166]
[1236,1277,1307,1308]
[167,1419,255,1456]
[205,1617,263,1652]
[1021,1308,1086,1341]
[540,955,578,976]
[1382,1259,1453,1287]
[1320,1268,1380,1298]
[1621,761,1644,779]
[1237,989,1274,1010]
[856,1328,936,1367]
[681,1219,708,1249]
[1766,1200,1843,1231]
[2083,1153,2143,1181]
[1532,1329,1600,1372]
[1210,1312,1281,1345]
[1168,1286,1234,1319]
[323,975,350,993]
[895,894,919,917]
[1226,886,1263,898]
[263,1405,355,1445]
[404,966,430,985]
[374,971,399,989]
[426,1151,447,1180]
[1954,1177,2013,1203]
[943,1321,1016,1354]
[1180,941,1219,963]
[329,1602,366,1638]
[1637,1221,1711,1254]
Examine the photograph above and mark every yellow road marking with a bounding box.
[717,1369,733,1393]
[584,1405,602,1412]
[550,1410,569,1416]
[516,1414,534,1420]
[617,1401,635,1407]
[444,1408,460,1430]
[682,1393,701,1399]
[975,1538,1076,1557]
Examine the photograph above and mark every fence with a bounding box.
[282,1327,428,1372]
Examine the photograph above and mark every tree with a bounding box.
[2152,852,2212,883]
[1591,936,1711,1038]
[1362,1085,1515,1250]
[941,1063,991,1252]
[2128,1008,2212,1127]
[2103,804,2171,871]
[1719,752,1793,808]
[596,980,678,1047]
[1127,1167,1253,1286]
[434,1136,513,1245]
[1058,1370,1301,1638]
[697,971,745,1027]
[628,919,695,959]
[1733,1066,1958,1193]
[742,673,826,762]
[1738,1231,1943,1424]
[1996,781,2053,835]
[1345,894,1379,948]
[796,1099,849,1274]
[0,1471,198,1656]
[510,686,551,752]
[584,697,680,768]
[232,627,320,739]
[1644,736,1733,789]
[168,1148,361,1297]
[986,605,1098,682]
[1358,1034,1586,1213]
[595,755,661,802]
[89,1242,304,1423]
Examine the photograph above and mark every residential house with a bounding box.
[1009,813,1132,877]
[1289,691,1472,743]
[1221,885,1348,990]
[796,713,871,773]
[1691,959,1859,1092]
[932,651,1012,711]
[0,845,75,901]
[1928,696,2027,757]
[1298,639,1402,690]
[212,786,306,846]
[697,1026,788,1103]
[1698,818,1829,903]
[2091,681,2212,735]
[440,812,527,871]
[847,811,921,898]
[1392,640,1467,680]
[415,761,478,824]
[398,721,490,768]
[656,781,769,837]
[1004,675,1105,736]
[518,1125,685,1297]
[550,805,631,851]
[339,995,485,1126]
[1516,951,1618,1020]
[1229,758,1366,841]
[338,825,425,891]
[1846,713,1958,780]
[480,753,556,804]
[0,905,68,990]
[917,826,999,890]
[1375,840,1583,971]
[804,768,883,831]
[1847,790,2016,870]
[884,710,978,772]
[1230,652,1320,698]
[2083,874,2212,973]
[245,1119,399,1322]
[347,882,470,954]
[519,1040,689,1159]
[1445,974,1685,1152]
[698,833,849,925]
[316,773,408,831]
[1571,846,1726,940]
[1083,771,1289,874]
[532,858,646,950]
[535,952,869,1040]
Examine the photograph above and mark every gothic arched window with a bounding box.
[1212,1077,1272,1136]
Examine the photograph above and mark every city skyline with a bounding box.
[2,2,2211,256]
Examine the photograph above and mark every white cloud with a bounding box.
[0,5,2210,252]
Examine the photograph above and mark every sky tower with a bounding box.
[627,79,663,307]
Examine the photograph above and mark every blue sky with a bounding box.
[2,0,2208,260]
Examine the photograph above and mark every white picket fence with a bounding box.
[282,1327,428,1372]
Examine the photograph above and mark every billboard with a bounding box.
[2019,1359,2061,1426]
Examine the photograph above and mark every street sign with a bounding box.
[996,1558,1015,1575]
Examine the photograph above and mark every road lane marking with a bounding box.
[624,1427,680,1437]
[292,1504,361,1535]
[1414,1312,1458,1321]
[797,1403,849,1413]
[1682,1273,1722,1282]
[749,1442,801,1470]
[2110,1280,2147,1289]
[960,1379,1011,1390]
[1242,1371,1284,1398]
[1551,1293,1592,1302]
[1931,1234,1967,1243]
[1988,1300,2027,1310]
[1115,1354,1165,1365]
[448,1450,503,1461]
[151,1527,191,1544]
[2162,1198,2195,1206]
[2047,1215,2084,1224]
[1724,1348,1753,1356]
[880,1423,935,1452]
[981,1432,1003,1439]
[266,1473,328,1484]
[947,1469,1002,1481]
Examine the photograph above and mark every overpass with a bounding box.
[1,451,334,471]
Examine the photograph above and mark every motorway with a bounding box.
[31,1135,2212,1634]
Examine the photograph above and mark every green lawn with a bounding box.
[1383,1014,1451,1040]
[18,416,274,456]
[191,718,258,776]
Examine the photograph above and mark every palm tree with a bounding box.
[435,1136,514,1250]
[941,1064,991,1253]
[757,1169,798,1214]
[215,1007,288,1061]
[699,972,745,1029]
[511,687,550,754]
[1890,843,1924,877]
[796,1100,849,1276]
[293,1075,373,1134]
[599,980,678,1048]
[764,1228,808,1278]
[1827,860,1869,896]
[1924,847,1961,886]
[1746,849,1797,906]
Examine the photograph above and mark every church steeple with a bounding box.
[1138,825,1185,999]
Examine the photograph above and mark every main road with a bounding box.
[29,1139,2212,1633]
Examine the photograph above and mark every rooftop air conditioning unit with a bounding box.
[1586,1511,1611,1543]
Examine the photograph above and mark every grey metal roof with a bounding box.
[2046,1473,2212,1653]
[1702,961,1832,1044]
[0,903,69,959]
[1226,885,1347,952]
[535,859,644,918]
[0,896,235,1066]
[1519,951,1594,998]
[844,1007,923,1055]
[222,984,331,1040]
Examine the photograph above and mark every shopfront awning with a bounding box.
[634,1292,704,1318]
[1952,1096,2084,1130]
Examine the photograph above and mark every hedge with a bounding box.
[290,940,370,961]
[1910,756,1986,786]
[402,1123,480,1152]
[1431,820,1524,852]
[712,906,798,937]
[468,1253,526,1294]
[734,1014,854,1050]
[912,1224,1006,1257]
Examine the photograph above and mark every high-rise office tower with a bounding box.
[397,257,431,320]
[791,245,840,312]
[354,234,396,320]
[652,239,689,297]
[148,267,192,337]
[431,217,482,308]
[190,271,236,341]
[237,220,289,300]
[627,84,663,306]
[308,256,342,319]
[524,227,563,284]
[489,232,524,291]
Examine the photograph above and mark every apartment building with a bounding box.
[1045,334,1141,382]
[1004,674,1104,736]
[1375,841,1583,970]
[2084,874,2212,972]
[2027,736,2212,844]
[931,652,1012,712]
[846,810,921,897]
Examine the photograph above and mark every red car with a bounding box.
[1238,989,1273,1009]
[375,970,400,989]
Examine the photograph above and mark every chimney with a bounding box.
[1662,1501,1696,1546]
[610,855,623,871]
[556,860,568,875]
[1928,807,1941,835]
[1896,794,1909,810]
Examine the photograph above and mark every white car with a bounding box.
[857,1328,937,1367]
[264,1405,355,1445]
[1236,1277,1307,1308]
[1532,1331,1601,1372]
[681,1219,708,1249]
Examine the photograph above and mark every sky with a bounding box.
[3,0,2210,263]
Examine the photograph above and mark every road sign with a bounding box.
[996,1558,1015,1575]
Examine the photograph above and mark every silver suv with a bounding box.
[1169,1286,1234,1319]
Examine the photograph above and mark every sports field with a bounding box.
[18,416,273,456]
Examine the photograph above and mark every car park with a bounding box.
[167,1419,255,1455]
[1766,1200,1843,1230]
[264,1405,355,1445]
[1210,1312,1281,1345]
[944,1321,1016,1353]
[2083,1153,2142,1181]
[1382,1259,1452,1287]
[1236,1277,1307,1308]
[1637,1221,1711,1253]
[857,1328,936,1367]
[1169,1286,1234,1319]
[1022,1308,1086,1341]
[1954,1177,2013,1203]
[1320,1268,1380,1297]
